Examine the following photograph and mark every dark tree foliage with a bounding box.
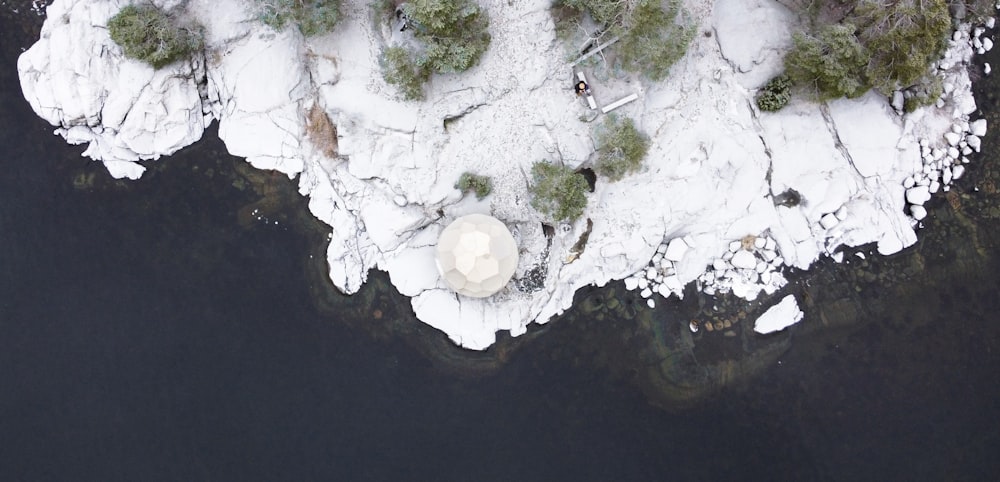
[403,0,491,74]
[616,0,695,80]
[783,0,953,100]
[108,4,204,69]
[254,0,341,37]
[381,0,491,98]
[530,162,589,223]
[784,24,871,100]
[557,0,693,80]
[382,46,429,100]
[595,116,649,181]
[852,0,951,91]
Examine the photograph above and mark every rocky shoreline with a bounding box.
[13,0,999,351]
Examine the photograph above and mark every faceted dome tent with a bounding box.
[435,214,519,298]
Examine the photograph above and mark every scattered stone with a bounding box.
[647,299,655,309]
[663,275,683,293]
[970,118,988,136]
[945,132,961,146]
[967,134,981,152]
[624,277,639,290]
[657,283,671,298]
[953,165,966,179]
[906,185,932,205]
[911,205,927,221]
[731,250,757,269]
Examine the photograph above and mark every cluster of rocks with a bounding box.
[818,205,850,231]
[696,235,786,299]
[904,121,979,222]
[973,21,996,60]
[898,23,992,224]
[623,237,694,309]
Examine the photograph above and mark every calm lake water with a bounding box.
[2,3,999,480]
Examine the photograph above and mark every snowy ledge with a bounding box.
[17,0,991,349]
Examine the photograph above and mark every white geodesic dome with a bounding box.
[435,214,519,298]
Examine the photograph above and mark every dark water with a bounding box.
[3,4,1000,481]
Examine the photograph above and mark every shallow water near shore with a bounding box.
[3,3,1000,480]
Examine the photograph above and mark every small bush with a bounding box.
[382,46,429,100]
[529,162,589,223]
[108,4,203,69]
[595,116,649,181]
[784,24,871,100]
[756,74,792,112]
[455,172,493,199]
[254,0,341,37]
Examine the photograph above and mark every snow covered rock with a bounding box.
[17,0,207,178]
[753,295,804,334]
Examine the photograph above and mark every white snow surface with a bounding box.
[753,294,804,335]
[17,0,983,349]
